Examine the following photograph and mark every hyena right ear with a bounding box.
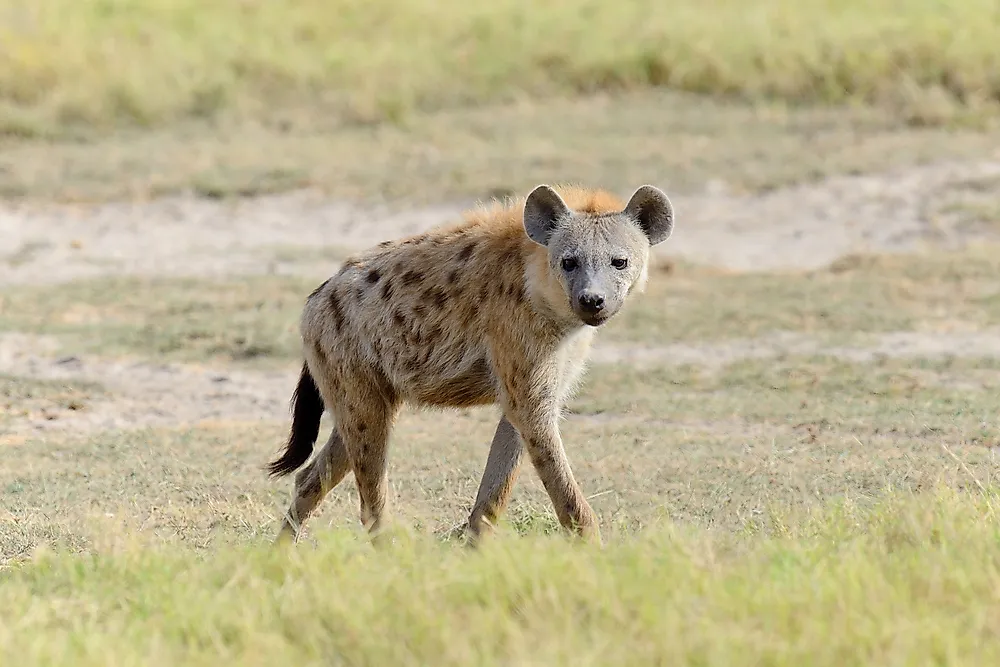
[624,185,674,246]
[523,184,571,246]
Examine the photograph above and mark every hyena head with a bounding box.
[523,184,674,327]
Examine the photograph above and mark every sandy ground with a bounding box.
[3,159,1000,286]
[3,157,1000,436]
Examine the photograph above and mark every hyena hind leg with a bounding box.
[330,386,401,541]
[276,429,352,544]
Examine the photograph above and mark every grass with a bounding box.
[5,251,1000,664]
[3,1,1000,206]
[3,0,1000,138]
[3,349,997,558]
[1,490,999,665]
[0,275,311,364]
[4,247,1000,363]
[0,374,104,429]
[5,90,1000,203]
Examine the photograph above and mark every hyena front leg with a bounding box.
[496,364,601,544]
[276,429,352,544]
[466,416,525,544]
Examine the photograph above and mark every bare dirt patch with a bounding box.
[3,159,1000,288]
[0,333,295,436]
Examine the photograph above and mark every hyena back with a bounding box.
[268,183,675,545]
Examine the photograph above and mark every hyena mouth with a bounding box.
[580,313,610,327]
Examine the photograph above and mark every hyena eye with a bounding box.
[611,258,628,270]
[561,257,579,272]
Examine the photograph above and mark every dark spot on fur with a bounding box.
[404,357,420,372]
[413,304,428,320]
[447,269,460,284]
[328,292,345,331]
[312,341,327,367]
[393,310,406,328]
[358,422,367,433]
[427,325,442,341]
[378,240,393,248]
[422,286,448,309]
[355,287,364,301]
[401,270,424,286]
[458,242,476,262]
[366,269,381,284]
[381,280,394,301]
[499,247,518,266]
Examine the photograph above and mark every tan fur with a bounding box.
[272,184,674,546]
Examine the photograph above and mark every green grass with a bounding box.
[2,0,1000,137]
[2,490,999,665]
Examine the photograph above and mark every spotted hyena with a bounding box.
[267,183,675,545]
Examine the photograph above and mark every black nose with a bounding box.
[578,293,605,314]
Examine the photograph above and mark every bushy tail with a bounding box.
[267,362,324,477]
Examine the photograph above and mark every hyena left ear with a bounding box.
[523,184,572,247]
[624,185,674,246]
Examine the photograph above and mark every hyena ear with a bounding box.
[624,185,674,246]
[523,184,572,246]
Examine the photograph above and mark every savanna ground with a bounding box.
[3,1,1000,664]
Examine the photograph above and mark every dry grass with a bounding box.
[5,91,1000,203]
[3,351,998,554]
[0,374,104,429]
[3,0,1000,138]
